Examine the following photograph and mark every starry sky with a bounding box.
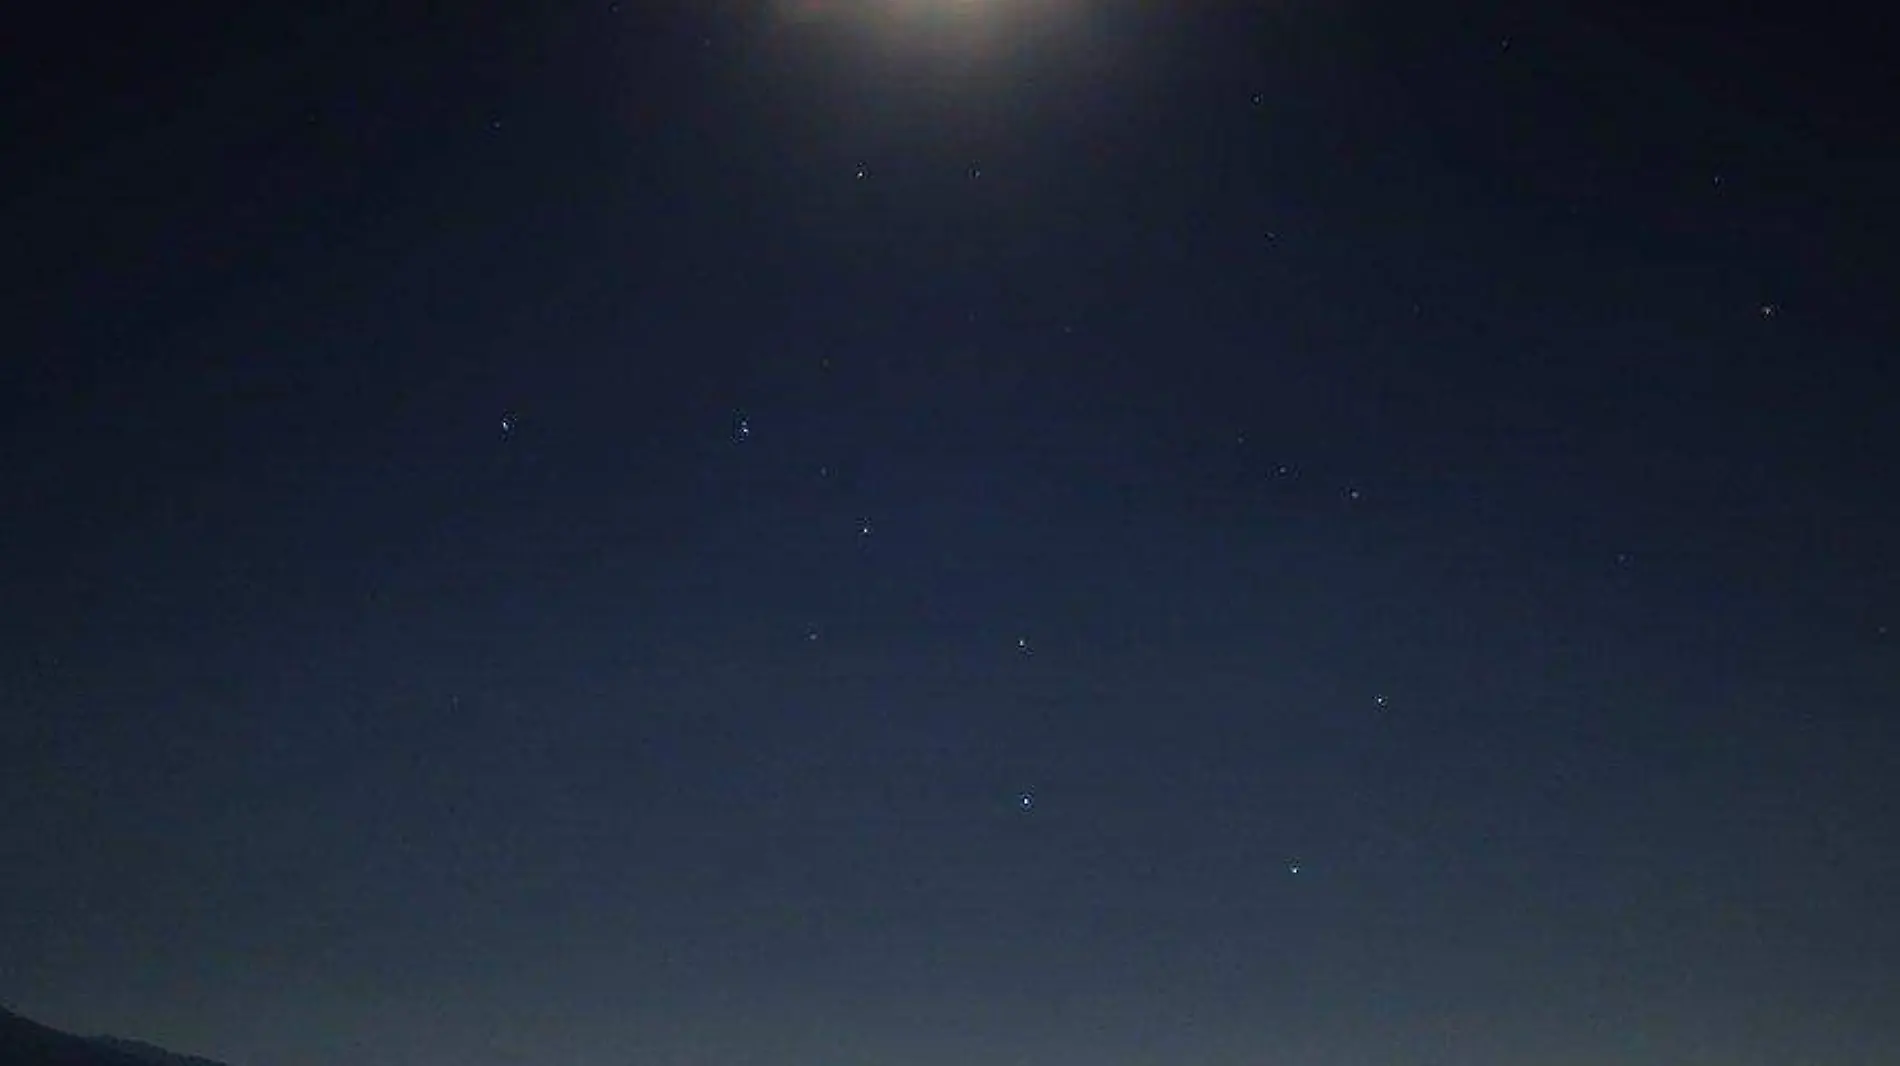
[3,3,1897,1064]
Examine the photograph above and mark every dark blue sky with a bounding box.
[4,3,1896,1064]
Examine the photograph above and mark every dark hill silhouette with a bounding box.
[0,1007,232,1066]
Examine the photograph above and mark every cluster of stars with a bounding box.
[467,42,1779,874]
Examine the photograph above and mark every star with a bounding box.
[1017,792,1035,811]
[734,415,751,442]
[499,413,516,436]
[1016,637,1032,655]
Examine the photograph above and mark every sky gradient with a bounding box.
[4,2,1897,1064]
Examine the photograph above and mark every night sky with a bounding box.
[4,3,1898,1064]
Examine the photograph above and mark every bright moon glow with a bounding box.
[770,0,1095,98]
[776,0,1080,45]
